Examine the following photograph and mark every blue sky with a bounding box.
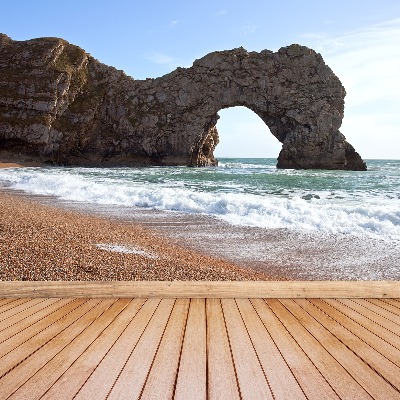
[1,0,399,159]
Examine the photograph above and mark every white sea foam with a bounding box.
[219,161,276,170]
[96,243,158,258]
[0,165,399,240]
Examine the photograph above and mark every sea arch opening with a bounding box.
[214,106,282,161]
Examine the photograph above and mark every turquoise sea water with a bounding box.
[0,158,399,240]
[1,158,400,279]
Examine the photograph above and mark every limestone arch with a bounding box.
[170,46,366,170]
[0,35,366,170]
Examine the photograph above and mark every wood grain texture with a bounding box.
[10,299,129,399]
[0,295,399,399]
[222,298,274,400]
[206,298,240,400]
[140,299,190,400]
[0,299,110,399]
[278,298,378,399]
[235,298,306,399]
[41,299,146,400]
[296,299,400,395]
[175,299,207,400]
[0,281,399,298]
[254,299,339,400]
[74,298,161,399]
[107,299,175,399]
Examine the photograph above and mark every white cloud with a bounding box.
[145,52,179,65]
[143,52,193,75]
[300,19,400,159]
[214,10,227,17]
[169,20,180,28]
[341,113,399,159]
[240,22,258,36]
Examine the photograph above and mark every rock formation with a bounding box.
[0,33,366,170]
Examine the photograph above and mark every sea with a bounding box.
[1,158,399,280]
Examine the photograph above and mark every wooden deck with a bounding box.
[0,282,399,399]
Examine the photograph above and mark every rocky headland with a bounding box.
[0,33,366,170]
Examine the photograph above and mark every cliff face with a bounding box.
[0,33,366,170]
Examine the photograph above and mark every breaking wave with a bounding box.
[0,159,399,240]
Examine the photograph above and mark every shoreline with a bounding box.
[48,196,400,281]
[0,190,273,281]
[0,161,44,168]
[1,164,399,281]
[0,152,45,168]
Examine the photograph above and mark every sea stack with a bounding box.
[0,33,366,170]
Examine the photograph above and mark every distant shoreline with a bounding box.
[0,161,44,169]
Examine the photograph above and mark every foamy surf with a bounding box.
[96,243,158,258]
[0,159,399,240]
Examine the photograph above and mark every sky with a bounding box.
[1,0,399,159]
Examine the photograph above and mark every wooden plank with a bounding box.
[0,299,78,359]
[235,298,306,399]
[222,298,273,400]
[344,299,400,334]
[0,298,72,343]
[0,298,33,317]
[269,298,371,399]
[107,299,175,400]
[174,299,207,400]
[278,298,384,399]
[0,298,47,323]
[41,299,146,400]
[362,299,400,324]
[206,298,240,400]
[253,299,339,400]
[140,299,190,399]
[0,281,399,298]
[310,299,400,367]
[0,299,17,307]
[298,299,400,393]
[326,299,400,350]
[0,298,17,308]
[383,299,400,309]
[0,299,32,315]
[0,299,113,398]
[0,298,57,331]
[0,300,95,375]
[10,299,131,399]
[0,293,399,399]
[74,298,161,399]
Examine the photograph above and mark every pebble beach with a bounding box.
[1,159,399,281]
[0,190,270,281]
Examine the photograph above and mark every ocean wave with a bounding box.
[1,167,399,240]
[218,161,275,170]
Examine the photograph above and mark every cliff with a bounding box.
[0,33,366,170]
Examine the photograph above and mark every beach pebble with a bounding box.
[0,192,270,281]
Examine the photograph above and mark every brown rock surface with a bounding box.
[0,33,366,170]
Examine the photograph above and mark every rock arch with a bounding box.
[0,34,366,170]
[172,46,365,170]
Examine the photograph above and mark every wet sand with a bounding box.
[0,191,271,281]
[93,206,400,281]
[1,179,399,281]
[0,162,43,168]
[20,194,400,281]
